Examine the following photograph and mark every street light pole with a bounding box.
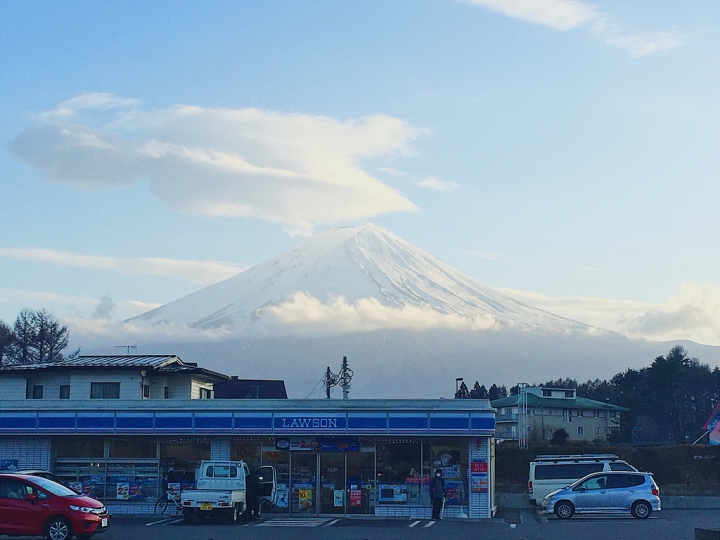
[455,377,464,394]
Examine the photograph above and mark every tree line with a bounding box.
[0,308,76,365]
[455,345,720,444]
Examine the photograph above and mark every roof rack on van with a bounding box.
[534,454,619,461]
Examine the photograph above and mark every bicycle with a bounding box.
[154,490,183,515]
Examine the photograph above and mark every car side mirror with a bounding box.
[25,493,38,504]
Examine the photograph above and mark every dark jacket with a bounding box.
[430,476,446,499]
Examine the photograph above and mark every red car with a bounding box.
[0,473,109,540]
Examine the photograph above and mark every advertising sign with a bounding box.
[275,484,289,508]
[349,488,362,507]
[333,489,344,507]
[116,482,130,500]
[470,460,489,493]
[290,437,318,451]
[298,486,313,510]
[0,460,18,471]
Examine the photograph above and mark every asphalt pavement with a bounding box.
[91,510,720,540]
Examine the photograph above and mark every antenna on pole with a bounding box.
[115,345,137,356]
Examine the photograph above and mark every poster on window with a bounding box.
[349,488,362,507]
[116,482,130,500]
[275,484,288,508]
[167,482,181,501]
[333,489,344,507]
[298,487,313,510]
[0,460,18,471]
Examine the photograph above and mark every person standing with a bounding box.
[246,471,260,519]
[429,468,446,520]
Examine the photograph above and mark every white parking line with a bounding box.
[424,520,436,528]
[409,520,421,528]
[327,519,340,526]
[145,517,183,526]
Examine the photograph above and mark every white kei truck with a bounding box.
[180,460,276,523]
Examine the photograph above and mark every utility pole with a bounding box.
[324,367,339,399]
[339,356,353,400]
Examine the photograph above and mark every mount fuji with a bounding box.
[132,224,589,334]
[121,224,719,398]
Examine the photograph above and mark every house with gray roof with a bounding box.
[491,386,628,445]
[0,355,229,400]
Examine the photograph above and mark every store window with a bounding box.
[109,437,157,459]
[159,437,211,499]
[376,440,421,505]
[261,438,290,514]
[232,439,261,470]
[57,436,105,458]
[424,438,468,508]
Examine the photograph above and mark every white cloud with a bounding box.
[11,95,422,236]
[259,292,499,335]
[0,288,160,323]
[466,250,502,260]
[498,281,720,346]
[0,248,245,284]
[463,0,685,56]
[462,0,596,30]
[417,176,460,192]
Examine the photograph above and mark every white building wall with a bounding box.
[190,378,213,399]
[0,436,52,470]
[69,371,142,400]
[0,375,28,400]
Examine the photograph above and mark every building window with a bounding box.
[199,388,211,399]
[91,382,121,399]
[595,426,600,436]
[542,389,552,397]
[565,390,573,398]
[59,385,70,399]
[577,426,584,435]
[31,385,43,399]
[164,386,170,399]
[563,409,572,422]
[143,384,150,398]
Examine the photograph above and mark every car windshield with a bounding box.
[29,476,79,496]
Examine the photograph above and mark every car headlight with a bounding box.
[69,505,95,513]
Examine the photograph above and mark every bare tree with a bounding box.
[0,321,13,365]
[9,309,69,364]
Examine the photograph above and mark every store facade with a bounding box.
[0,399,496,518]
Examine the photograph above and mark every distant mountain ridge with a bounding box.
[131,223,592,334]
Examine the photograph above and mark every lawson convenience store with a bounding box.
[0,399,496,518]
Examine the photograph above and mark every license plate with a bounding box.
[200,503,213,511]
[101,518,108,527]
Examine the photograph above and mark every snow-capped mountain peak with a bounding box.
[131,223,588,334]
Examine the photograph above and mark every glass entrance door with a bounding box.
[290,453,317,515]
[319,453,345,514]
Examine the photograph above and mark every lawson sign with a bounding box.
[274,415,346,432]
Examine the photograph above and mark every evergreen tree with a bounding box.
[454,381,470,399]
[469,382,488,399]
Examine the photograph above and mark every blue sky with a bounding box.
[2,0,720,345]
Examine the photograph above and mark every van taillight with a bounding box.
[528,481,533,494]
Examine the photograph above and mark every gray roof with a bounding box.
[491,393,628,412]
[0,355,229,381]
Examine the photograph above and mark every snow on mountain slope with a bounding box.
[131,224,591,334]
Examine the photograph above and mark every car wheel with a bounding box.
[554,501,574,519]
[631,500,652,519]
[46,517,73,540]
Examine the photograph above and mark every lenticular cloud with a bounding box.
[10,93,420,236]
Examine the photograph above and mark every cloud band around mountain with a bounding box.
[10,94,421,236]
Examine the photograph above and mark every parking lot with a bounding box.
[94,510,720,540]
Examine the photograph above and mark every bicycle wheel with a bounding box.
[154,495,169,515]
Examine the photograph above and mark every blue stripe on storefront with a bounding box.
[155,414,193,430]
[38,414,76,430]
[0,414,37,430]
[115,414,154,430]
[194,414,233,430]
[77,414,115,430]
[233,414,273,432]
[388,415,428,431]
[429,415,470,430]
[0,411,495,435]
